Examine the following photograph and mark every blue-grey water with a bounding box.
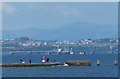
[2,53,118,77]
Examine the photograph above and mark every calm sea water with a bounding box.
[2,53,118,77]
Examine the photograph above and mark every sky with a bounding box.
[2,2,118,30]
[1,2,118,40]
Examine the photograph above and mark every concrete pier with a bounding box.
[0,63,63,67]
[64,60,91,66]
[0,60,91,67]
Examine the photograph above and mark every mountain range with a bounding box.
[2,22,118,41]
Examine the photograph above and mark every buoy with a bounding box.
[97,60,100,66]
[114,60,118,65]
[42,56,45,63]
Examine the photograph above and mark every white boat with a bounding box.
[79,52,85,54]
[70,51,74,54]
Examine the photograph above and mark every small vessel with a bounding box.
[79,52,85,54]
[70,51,74,54]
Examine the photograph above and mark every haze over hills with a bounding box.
[2,22,117,41]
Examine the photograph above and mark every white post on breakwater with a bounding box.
[114,60,118,65]
[97,59,100,66]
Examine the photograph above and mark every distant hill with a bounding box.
[2,22,117,40]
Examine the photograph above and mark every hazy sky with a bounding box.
[2,2,118,30]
